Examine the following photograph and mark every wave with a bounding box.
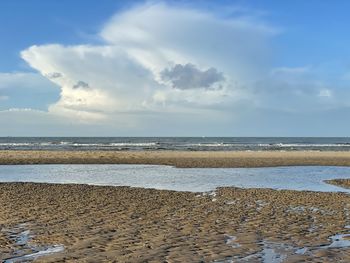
[259,143,350,148]
[70,142,158,147]
[1,140,350,150]
[0,142,159,147]
[183,143,350,148]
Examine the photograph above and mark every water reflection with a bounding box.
[0,165,350,193]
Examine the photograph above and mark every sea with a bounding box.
[1,137,350,151]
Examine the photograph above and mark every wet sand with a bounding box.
[1,183,350,262]
[2,150,350,167]
[2,151,350,262]
[325,179,350,189]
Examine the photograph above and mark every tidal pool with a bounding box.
[1,165,350,192]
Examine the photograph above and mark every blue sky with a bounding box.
[1,0,350,136]
[0,0,130,71]
[3,0,350,71]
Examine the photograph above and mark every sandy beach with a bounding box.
[2,151,350,262]
[2,150,350,167]
[1,183,350,262]
[325,179,350,189]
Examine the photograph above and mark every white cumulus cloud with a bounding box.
[20,2,277,123]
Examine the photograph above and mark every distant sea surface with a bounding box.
[1,137,350,151]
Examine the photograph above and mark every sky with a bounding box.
[1,0,350,136]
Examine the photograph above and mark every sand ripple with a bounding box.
[1,183,350,262]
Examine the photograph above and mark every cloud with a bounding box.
[21,44,159,121]
[270,66,310,75]
[15,2,347,135]
[0,72,59,111]
[318,88,332,98]
[45,72,62,79]
[0,108,100,136]
[250,64,349,113]
[1,2,349,135]
[160,63,224,90]
[20,2,277,124]
[73,80,90,89]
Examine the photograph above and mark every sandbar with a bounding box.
[2,150,350,167]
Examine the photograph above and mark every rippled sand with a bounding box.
[1,183,350,262]
[2,150,350,167]
[325,179,350,189]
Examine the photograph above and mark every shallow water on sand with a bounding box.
[2,223,64,263]
[1,165,350,192]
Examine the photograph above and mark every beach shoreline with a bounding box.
[2,150,350,167]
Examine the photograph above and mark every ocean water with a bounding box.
[1,137,350,151]
[1,165,350,193]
